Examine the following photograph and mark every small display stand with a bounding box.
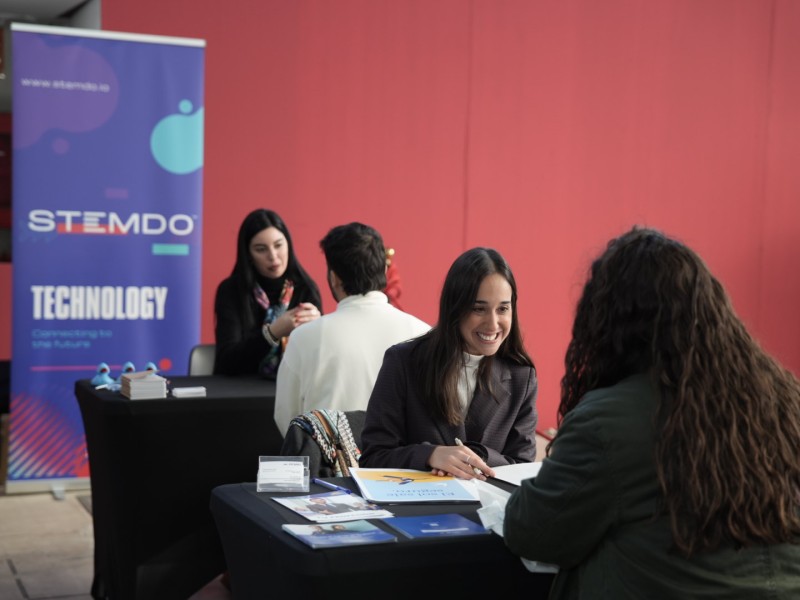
[256,456,309,493]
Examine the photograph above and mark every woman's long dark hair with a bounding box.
[411,247,534,425]
[230,209,319,330]
[560,226,800,555]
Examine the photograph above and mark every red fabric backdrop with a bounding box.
[49,0,796,430]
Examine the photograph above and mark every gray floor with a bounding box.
[0,490,230,600]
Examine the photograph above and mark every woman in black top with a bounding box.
[213,209,322,377]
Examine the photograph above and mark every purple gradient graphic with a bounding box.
[13,34,120,149]
[52,137,70,154]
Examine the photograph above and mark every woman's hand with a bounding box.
[428,445,494,481]
[290,302,321,327]
[270,303,320,338]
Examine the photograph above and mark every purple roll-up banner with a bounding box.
[8,24,205,493]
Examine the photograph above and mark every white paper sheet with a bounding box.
[470,479,559,574]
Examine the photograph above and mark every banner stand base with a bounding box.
[4,476,90,497]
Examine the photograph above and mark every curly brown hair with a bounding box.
[559,226,800,555]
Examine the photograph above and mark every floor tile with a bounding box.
[0,490,229,600]
[0,562,25,600]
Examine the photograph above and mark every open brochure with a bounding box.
[349,468,480,504]
[472,479,559,574]
[271,490,394,523]
[282,520,397,549]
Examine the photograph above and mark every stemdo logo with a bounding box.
[28,209,195,236]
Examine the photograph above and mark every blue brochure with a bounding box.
[384,514,491,539]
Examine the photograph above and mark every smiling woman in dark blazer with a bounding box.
[359,247,537,480]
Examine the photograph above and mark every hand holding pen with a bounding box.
[455,438,490,478]
[428,439,493,480]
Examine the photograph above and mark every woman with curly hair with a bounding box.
[504,226,800,599]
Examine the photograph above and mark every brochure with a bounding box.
[281,520,398,549]
[384,513,491,539]
[349,468,479,503]
[271,491,394,523]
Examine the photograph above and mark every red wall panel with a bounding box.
[759,0,800,373]
[12,0,786,430]
[466,0,776,415]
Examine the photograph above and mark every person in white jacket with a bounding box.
[274,222,430,435]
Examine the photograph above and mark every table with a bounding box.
[75,375,282,600]
[210,479,556,599]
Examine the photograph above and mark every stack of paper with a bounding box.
[120,371,167,400]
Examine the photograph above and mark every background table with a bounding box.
[210,479,556,599]
[76,375,281,600]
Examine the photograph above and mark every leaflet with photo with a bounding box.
[271,491,394,523]
[281,520,397,549]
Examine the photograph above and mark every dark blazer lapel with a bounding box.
[465,358,511,438]
[433,419,464,447]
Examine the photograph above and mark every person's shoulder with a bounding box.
[582,374,653,403]
[214,276,239,303]
[216,275,236,292]
[285,313,326,347]
[562,374,658,449]
[389,306,430,330]
[573,374,656,423]
[373,297,429,329]
[384,336,423,359]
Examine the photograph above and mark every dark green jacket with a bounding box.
[504,374,800,599]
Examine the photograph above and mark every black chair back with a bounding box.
[280,410,365,478]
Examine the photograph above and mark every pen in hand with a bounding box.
[311,477,353,494]
[454,437,485,477]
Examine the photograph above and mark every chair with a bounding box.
[280,409,366,478]
[188,343,216,376]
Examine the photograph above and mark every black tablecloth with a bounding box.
[210,479,555,599]
[75,375,281,600]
